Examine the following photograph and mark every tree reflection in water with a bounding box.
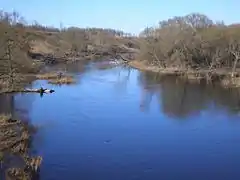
[138,71,240,119]
[0,94,15,115]
[139,86,154,112]
[114,64,132,93]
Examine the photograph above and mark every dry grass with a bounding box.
[48,76,75,85]
[184,73,204,82]
[220,77,240,88]
[0,79,8,88]
[36,72,75,85]
[130,60,240,88]
[0,79,12,93]
[36,72,60,80]
[0,113,43,179]
[128,60,160,73]
[0,114,11,122]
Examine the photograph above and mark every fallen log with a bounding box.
[23,88,55,93]
[115,54,130,62]
[1,88,55,94]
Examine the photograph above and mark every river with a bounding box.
[1,62,240,180]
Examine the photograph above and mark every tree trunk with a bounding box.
[232,56,239,78]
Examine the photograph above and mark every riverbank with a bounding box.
[129,60,240,88]
[1,57,240,179]
[0,114,42,179]
[0,72,75,94]
[36,72,76,85]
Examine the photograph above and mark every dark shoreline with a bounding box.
[129,60,240,88]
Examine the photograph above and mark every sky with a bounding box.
[1,0,240,34]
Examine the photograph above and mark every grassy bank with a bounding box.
[36,72,62,80]
[0,71,76,94]
[36,72,76,85]
[0,114,42,179]
[137,13,240,87]
[0,10,139,69]
[129,60,240,88]
[48,76,76,85]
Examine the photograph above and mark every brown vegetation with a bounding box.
[2,10,240,88]
[0,11,41,93]
[0,11,137,63]
[48,76,76,85]
[0,10,138,92]
[0,11,40,73]
[36,72,62,80]
[220,76,240,88]
[36,72,75,84]
[26,29,139,64]
[25,17,139,64]
[137,13,240,86]
[0,114,42,179]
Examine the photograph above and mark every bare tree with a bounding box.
[228,40,240,77]
[0,16,34,90]
[139,12,240,77]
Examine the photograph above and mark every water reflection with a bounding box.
[0,90,37,123]
[139,71,240,118]
[0,94,15,115]
[114,65,132,92]
[43,61,87,74]
[139,87,154,112]
[2,62,240,180]
[0,92,39,179]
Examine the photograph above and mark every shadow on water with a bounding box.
[138,71,240,119]
[113,64,132,93]
[0,94,15,115]
[44,60,122,75]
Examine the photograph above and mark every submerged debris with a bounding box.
[24,156,43,172]
[0,114,42,180]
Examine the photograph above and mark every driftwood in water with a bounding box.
[2,88,55,94]
[22,88,55,93]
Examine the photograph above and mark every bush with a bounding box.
[139,13,240,76]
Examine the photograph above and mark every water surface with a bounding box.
[1,62,240,180]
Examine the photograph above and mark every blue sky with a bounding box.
[1,0,239,34]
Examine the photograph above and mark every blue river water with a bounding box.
[1,62,240,180]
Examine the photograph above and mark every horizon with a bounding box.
[1,0,240,35]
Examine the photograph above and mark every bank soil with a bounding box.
[0,115,42,180]
[129,60,240,88]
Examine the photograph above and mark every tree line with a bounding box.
[0,10,133,36]
[138,13,240,77]
[2,10,240,90]
[0,10,136,90]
